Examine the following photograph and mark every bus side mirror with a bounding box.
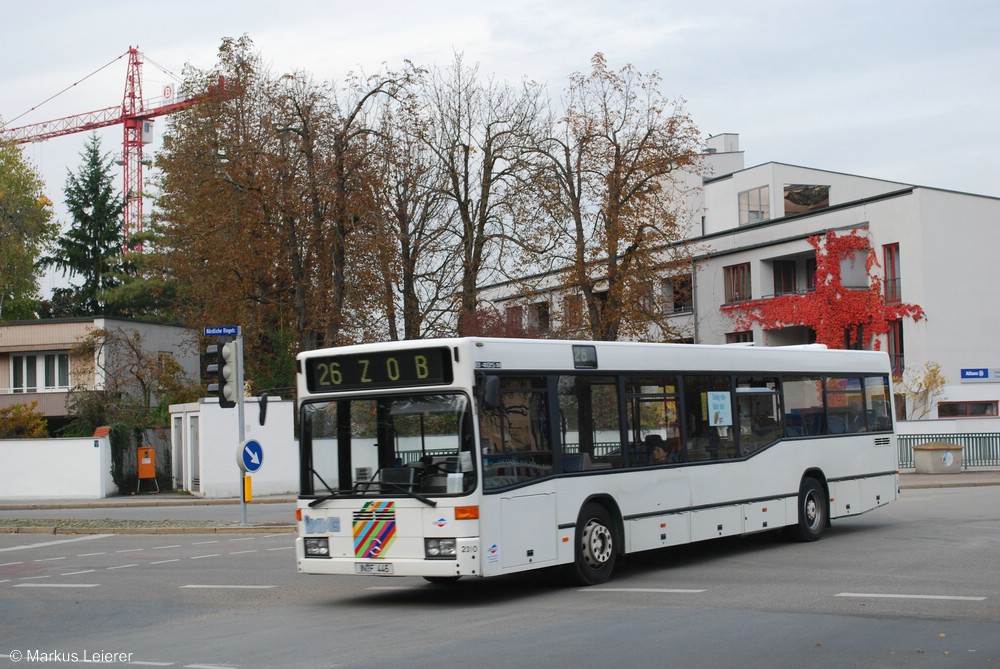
[480,375,501,411]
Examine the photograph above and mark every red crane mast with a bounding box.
[1,47,220,249]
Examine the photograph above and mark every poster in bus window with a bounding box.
[706,392,732,427]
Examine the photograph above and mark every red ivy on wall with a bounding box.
[722,229,925,349]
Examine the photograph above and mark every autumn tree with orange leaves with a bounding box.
[724,229,924,349]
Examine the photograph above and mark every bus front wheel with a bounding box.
[789,477,827,542]
[572,502,616,586]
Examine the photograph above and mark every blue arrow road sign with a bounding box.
[239,439,264,473]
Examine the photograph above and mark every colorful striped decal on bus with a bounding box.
[353,501,397,558]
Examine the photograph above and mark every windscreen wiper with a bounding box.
[307,469,342,507]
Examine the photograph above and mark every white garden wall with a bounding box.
[0,436,116,499]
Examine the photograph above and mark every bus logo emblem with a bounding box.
[353,501,397,558]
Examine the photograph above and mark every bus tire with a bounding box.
[572,502,616,586]
[789,477,827,542]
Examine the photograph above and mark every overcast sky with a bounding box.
[3,0,998,292]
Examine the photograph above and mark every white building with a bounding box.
[483,134,1000,422]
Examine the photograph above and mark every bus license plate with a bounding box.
[355,562,393,575]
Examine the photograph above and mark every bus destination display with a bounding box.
[305,347,452,392]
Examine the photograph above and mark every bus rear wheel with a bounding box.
[789,477,827,542]
[572,502,616,586]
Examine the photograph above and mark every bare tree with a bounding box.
[421,54,547,335]
[533,53,703,341]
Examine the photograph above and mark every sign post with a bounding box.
[205,325,248,523]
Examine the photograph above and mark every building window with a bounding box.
[724,263,751,303]
[663,274,693,313]
[738,186,770,226]
[638,282,655,315]
[11,352,69,393]
[884,243,901,303]
[938,401,998,418]
[805,257,817,292]
[726,331,753,344]
[531,302,550,335]
[783,184,830,216]
[773,260,796,296]
[887,319,904,377]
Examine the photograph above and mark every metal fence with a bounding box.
[897,433,1000,469]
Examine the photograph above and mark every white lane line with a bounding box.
[154,545,182,550]
[116,548,145,553]
[266,546,293,551]
[228,550,258,555]
[186,663,247,669]
[151,559,181,565]
[0,535,111,553]
[180,584,276,589]
[228,537,254,542]
[61,570,96,576]
[1,561,25,567]
[34,556,67,562]
[836,592,987,602]
[129,662,174,666]
[14,582,100,588]
[581,587,707,594]
[193,540,219,545]
[19,575,51,581]
[190,554,220,560]
[77,552,106,557]
[107,563,139,570]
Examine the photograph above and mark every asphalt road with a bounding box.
[1,485,999,669]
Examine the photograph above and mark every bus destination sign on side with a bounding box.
[305,347,453,392]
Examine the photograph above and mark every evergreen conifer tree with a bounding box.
[41,134,126,316]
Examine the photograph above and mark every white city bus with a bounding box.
[294,338,898,585]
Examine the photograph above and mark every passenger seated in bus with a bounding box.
[645,435,669,465]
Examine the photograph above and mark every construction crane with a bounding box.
[1,46,223,249]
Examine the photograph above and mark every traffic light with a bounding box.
[207,336,237,409]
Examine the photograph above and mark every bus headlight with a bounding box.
[304,537,330,558]
[425,538,457,558]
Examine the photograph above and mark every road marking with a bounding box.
[190,554,220,560]
[180,584,276,589]
[228,550,258,555]
[836,592,987,602]
[14,582,100,588]
[19,575,51,581]
[228,537,254,542]
[581,587,707,594]
[154,545,182,550]
[0,535,111,553]
[61,570,96,576]
[193,540,219,545]
[130,662,173,667]
[77,552,106,557]
[0,561,25,567]
[151,559,180,565]
[107,563,139,570]
[116,548,145,553]
[186,664,247,669]
[34,556,67,562]
[266,546,294,551]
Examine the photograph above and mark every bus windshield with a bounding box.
[301,393,477,500]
